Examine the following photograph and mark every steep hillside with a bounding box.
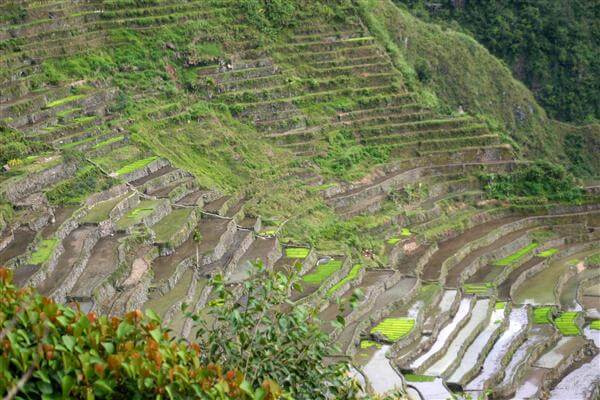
[356,0,600,178]
[395,0,600,123]
[1,1,599,399]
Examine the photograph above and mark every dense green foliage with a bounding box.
[480,161,584,203]
[0,268,276,400]
[0,125,49,166]
[190,262,361,400]
[396,0,600,123]
[46,166,116,205]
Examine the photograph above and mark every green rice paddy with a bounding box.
[45,94,86,108]
[116,200,161,230]
[463,282,494,295]
[538,248,559,258]
[285,247,310,259]
[360,340,381,349]
[554,312,581,336]
[115,156,159,176]
[326,264,362,296]
[82,195,125,224]
[533,306,554,324]
[404,374,435,382]
[495,301,507,310]
[153,208,192,243]
[590,320,600,330]
[302,259,343,285]
[27,239,58,265]
[494,243,539,266]
[370,318,415,342]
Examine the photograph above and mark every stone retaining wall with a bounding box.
[3,162,78,203]
[51,227,101,303]
[119,158,169,183]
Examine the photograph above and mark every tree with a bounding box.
[189,261,364,400]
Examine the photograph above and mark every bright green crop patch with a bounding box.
[326,264,362,297]
[115,156,159,176]
[494,243,539,266]
[554,312,581,336]
[360,340,381,349]
[27,239,59,265]
[370,318,415,342]
[464,282,494,295]
[538,248,559,258]
[45,94,86,108]
[533,306,554,324]
[94,135,125,149]
[404,374,435,382]
[116,200,161,230]
[285,247,310,259]
[590,320,600,330]
[386,229,411,244]
[302,259,343,285]
[495,301,507,310]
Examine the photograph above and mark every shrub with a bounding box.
[0,268,272,399]
[190,262,362,400]
[479,160,584,203]
[0,125,49,165]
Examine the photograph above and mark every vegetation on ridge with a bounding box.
[396,0,600,123]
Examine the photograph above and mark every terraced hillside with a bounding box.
[1,1,599,399]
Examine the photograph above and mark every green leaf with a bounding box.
[93,379,113,395]
[149,328,162,343]
[61,374,76,396]
[101,342,114,354]
[240,380,254,396]
[253,388,267,400]
[145,308,160,322]
[116,321,133,339]
[62,335,76,352]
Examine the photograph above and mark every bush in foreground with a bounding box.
[0,268,277,400]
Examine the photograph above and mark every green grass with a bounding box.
[285,247,310,259]
[27,239,58,265]
[554,312,581,336]
[326,264,362,297]
[495,301,507,310]
[586,253,600,266]
[538,248,559,258]
[370,318,415,342]
[82,195,125,224]
[404,374,435,382]
[114,156,159,176]
[463,282,494,295]
[45,94,86,108]
[533,306,554,324]
[93,135,125,149]
[302,259,343,285]
[386,237,401,245]
[494,243,539,266]
[386,228,411,244]
[590,320,600,330]
[153,208,193,243]
[360,340,381,349]
[116,200,161,230]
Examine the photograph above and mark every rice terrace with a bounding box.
[0,1,599,399]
